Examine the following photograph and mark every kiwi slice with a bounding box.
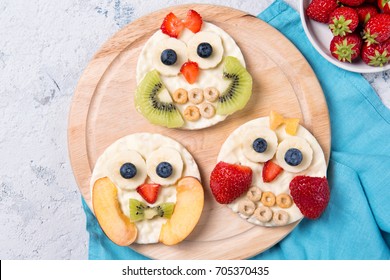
[129,199,146,222]
[217,56,253,115]
[129,199,175,222]
[135,70,184,128]
[155,202,175,219]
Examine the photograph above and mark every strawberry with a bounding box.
[306,0,339,23]
[183,9,203,33]
[355,5,378,26]
[329,7,359,36]
[363,14,390,45]
[136,183,160,204]
[210,161,253,204]
[361,39,390,66]
[289,176,330,219]
[378,0,390,14]
[365,0,377,3]
[262,160,283,183]
[338,0,365,6]
[161,12,185,38]
[180,61,199,84]
[330,33,362,62]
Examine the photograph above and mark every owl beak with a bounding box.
[180,61,199,84]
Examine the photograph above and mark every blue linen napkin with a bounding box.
[81,0,390,259]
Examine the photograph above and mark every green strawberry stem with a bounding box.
[333,39,356,63]
[368,50,389,67]
[329,16,352,37]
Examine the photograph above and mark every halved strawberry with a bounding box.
[183,9,202,33]
[161,12,185,38]
[262,160,283,183]
[289,176,330,219]
[136,183,160,204]
[180,61,199,84]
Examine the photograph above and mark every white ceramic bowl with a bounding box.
[299,0,390,73]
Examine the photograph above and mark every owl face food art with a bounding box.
[135,10,253,129]
[209,111,330,227]
[90,133,204,246]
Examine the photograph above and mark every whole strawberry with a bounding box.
[361,39,390,66]
[210,161,252,204]
[289,176,330,219]
[306,0,339,23]
[378,0,390,14]
[338,0,365,6]
[330,33,362,62]
[329,7,359,36]
[363,14,390,45]
[355,5,378,26]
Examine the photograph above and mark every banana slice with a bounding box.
[187,31,224,69]
[107,149,147,190]
[242,127,278,163]
[146,147,183,185]
[276,136,313,173]
[153,38,188,76]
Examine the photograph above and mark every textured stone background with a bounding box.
[0,0,388,260]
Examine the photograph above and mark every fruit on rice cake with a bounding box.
[90,133,204,246]
[135,9,252,129]
[209,111,330,227]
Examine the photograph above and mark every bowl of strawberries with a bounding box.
[300,0,390,73]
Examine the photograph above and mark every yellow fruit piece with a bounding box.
[159,177,204,246]
[93,177,137,246]
[285,118,300,135]
[269,110,284,130]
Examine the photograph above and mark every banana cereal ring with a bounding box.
[172,88,188,104]
[184,106,200,121]
[199,103,216,119]
[238,199,256,216]
[273,210,289,226]
[254,206,273,222]
[247,187,262,202]
[276,193,293,209]
[204,87,220,102]
[261,191,276,207]
[188,88,204,104]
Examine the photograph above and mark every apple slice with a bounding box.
[92,177,137,246]
[159,176,204,245]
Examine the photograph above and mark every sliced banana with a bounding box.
[187,31,224,69]
[146,147,183,185]
[242,127,278,163]
[153,38,188,76]
[107,149,147,190]
[276,136,313,173]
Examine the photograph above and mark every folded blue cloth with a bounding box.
[82,0,390,259]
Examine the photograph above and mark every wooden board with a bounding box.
[68,4,330,260]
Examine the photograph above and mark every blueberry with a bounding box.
[197,42,213,58]
[252,138,268,153]
[161,49,177,65]
[120,163,137,179]
[156,162,173,178]
[284,148,303,166]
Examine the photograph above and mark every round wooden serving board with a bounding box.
[68,4,330,260]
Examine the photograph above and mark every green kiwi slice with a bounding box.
[217,56,253,115]
[129,199,175,222]
[135,70,184,128]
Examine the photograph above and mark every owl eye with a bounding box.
[276,137,313,173]
[107,150,147,190]
[187,31,224,69]
[146,147,183,185]
[153,38,188,76]
[242,127,278,163]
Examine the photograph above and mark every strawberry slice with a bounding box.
[136,183,160,204]
[183,9,203,33]
[161,12,185,38]
[180,61,199,84]
[262,160,283,183]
